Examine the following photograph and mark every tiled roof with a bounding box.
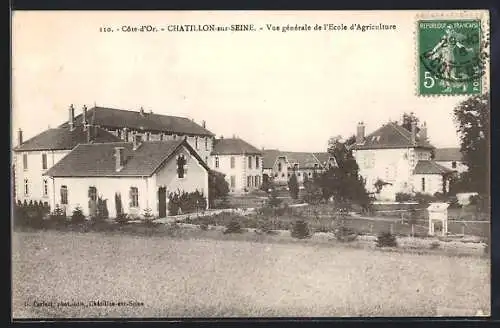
[59,106,215,137]
[413,160,453,175]
[262,150,334,169]
[211,138,261,155]
[353,122,434,150]
[13,125,121,152]
[44,139,209,177]
[434,148,463,161]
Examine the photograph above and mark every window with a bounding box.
[195,137,199,149]
[23,154,28,170]
[256,156,260,168]
[177,155,186,178]
[230,157,235,169]
[255,176,260,187]
[298,172,301,176]
[88,186,97,201]
[278,162,282,172]
[205,156,208,164]
[247,176,251,188]
[230,175,236,188]
[205,138,208,150]
[248,156,252,169]
[452,161,457,169]
[281,173,285,178]
[421,177,426,192]
[146,132,150,141]
[24,179,29,196]
[42,154,47,170]
[130,187,139,207]
[60,186,68,204]
[215,156,219,168]
[43,179,48,197]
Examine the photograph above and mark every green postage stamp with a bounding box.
[417,19,487,96]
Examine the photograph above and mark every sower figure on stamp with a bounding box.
[426,25,474,92]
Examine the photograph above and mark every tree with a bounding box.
[208,170,230,208]
[323,137,371,211]
[288,172,299,199]
[453,92,489,195]
[401,112,420,133]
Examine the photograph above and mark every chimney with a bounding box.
[133,133,142,150]
[419,122,427,142]
[202,120,206,128]
[115,147,125,172]
[139,107,145,116]
[356,122,365,144]
[82,105,88,130]
[68,104,75,130]
[18,129,23,146]
[220,135,224,139]
[411,120,417,145]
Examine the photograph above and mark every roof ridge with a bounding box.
[88,106,196,121]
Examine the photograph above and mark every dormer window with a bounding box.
[177,155,186,178]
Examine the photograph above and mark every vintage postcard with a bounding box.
[11,10,490,318]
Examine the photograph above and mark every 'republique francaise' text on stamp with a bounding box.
[418,19,485,96]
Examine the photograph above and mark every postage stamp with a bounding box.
[417,19,487,96]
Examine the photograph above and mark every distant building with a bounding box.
[352,120,453,201]
[210,137,262,193]
[44,138,209,218]
[433,147,468,174]
[262,150,337,186]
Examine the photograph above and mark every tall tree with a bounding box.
[323,136,370,210]
[288,173,299,200]
[401,112,421,133]
[453,92,490,195]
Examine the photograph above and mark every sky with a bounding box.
[12,10,488,152]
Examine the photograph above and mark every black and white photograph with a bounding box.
[11,10,491,318]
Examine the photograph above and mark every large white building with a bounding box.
[352,121,453,201]
[13,104,214,206]
[210,137,263,193]
[12,123,121,204]
[44,138,209,218]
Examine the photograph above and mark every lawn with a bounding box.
[12,230,490,318]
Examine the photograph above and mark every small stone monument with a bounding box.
[427,202,449,236]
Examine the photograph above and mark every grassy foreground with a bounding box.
[12,230,490,318]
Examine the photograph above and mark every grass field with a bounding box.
[12,231,490,318]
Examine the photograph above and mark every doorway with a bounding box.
[158,187,167,218]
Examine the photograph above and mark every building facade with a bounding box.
[12,122,121,204]
[210,138,263,193]
[352,121,453,201]
[44,138,209,218]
